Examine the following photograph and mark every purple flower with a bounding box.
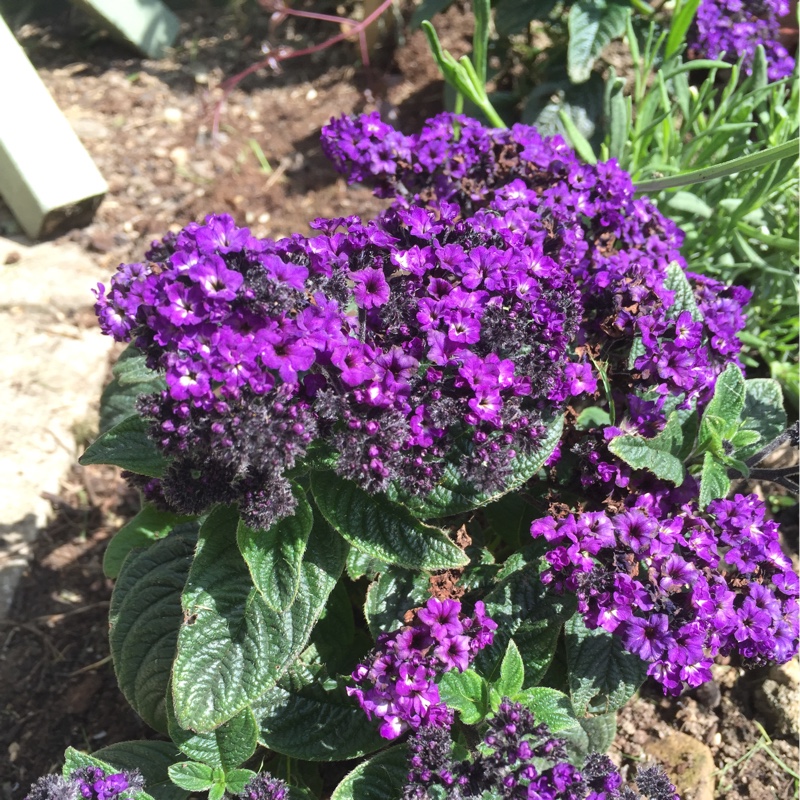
[352,267,390,308]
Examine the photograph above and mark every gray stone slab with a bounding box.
[0,236,113,618]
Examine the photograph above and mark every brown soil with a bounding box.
[0,3,797,800]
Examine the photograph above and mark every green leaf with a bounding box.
[558,109,598,164]
[172,507,347,732]
[666,191,713,219]
[310,580,359,673]
[346,548,388,580]
[437,669,489,725]
[483,493,540,551]
[167,762,215,792]
[699,451,731,508]
[236,484,313,612]
[699,364,746,449]
[167,704,258,770]
[224,771,257,794]
[496,640,525,699]
[604,68,627,162]
[208,781,226,800]
[663,262,702,322]
[575,407,612,431]
[364,567,430,638]
[515,687,579,733]
[387,414,563,518]
[495,0,558,35]
[564,614,648,716]
[252,662,385,761]
[409,0,454,28]
[331,745,407,800]
[110,525,198,732]
[99,346,165,435]
[475,559,576,687]
[608,412,686,485]
[567,0,629,84]
[665,0,702,58]
[80,414,167,477]
[578,711,617,753]
[104,505,192,579]
[91,741,187,800]
[311,472,468,571]
[738,379,787,459]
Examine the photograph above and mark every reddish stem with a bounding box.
[212,0,393,137]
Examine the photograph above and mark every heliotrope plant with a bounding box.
[26,102,796,800]
[688,0,796,80]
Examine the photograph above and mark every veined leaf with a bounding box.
[172,507,346,732]
[567,0,629,84]
[109,525,198,732]
[331,745,408,800]
[311,472,467,571]
[80,414,167,477]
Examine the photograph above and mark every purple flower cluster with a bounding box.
[25,768,144,800]
[403,700,678,800]
[320,113,750,448]
[236,773,288,800]
[689,0,795,81]
[531,492,799,694]
[348,598,497,739]
[96,198,579,525]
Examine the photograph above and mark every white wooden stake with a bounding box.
[0,16,108,239]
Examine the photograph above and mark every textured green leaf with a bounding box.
[578,711,617,753]
[699,364,746,450]
[104,505,192,579]
[309,580,359,674]
[91,741,187,800]
[346,548,389,580]
[515,687,579,733]
[738,379,787,459]
[252,662,384,761]
[475,560,576,687]
[167,763,215,792]
[80,414,167,477]
[699,452,731,508]
[236,484,313,612]
[224,770,256,794]
[497,640,525,700]
[438,669,488,725]
[567,0,629,84]
[99,346,165,435]
[386,415,563,518]
[664,261,702,322]
[311,472,467,571]
[364,567,430,639]
[110,525,198,732]
[167,703,258,770]
[331,745,408,800]
[172,507,347,732]
[608,412,686,485]
[564,614,648,716]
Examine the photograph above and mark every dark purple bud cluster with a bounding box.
[689,0,795,80]
[531,492,799,694]
[348,598,497,739]
[235,772,288,800]
[403,700,679,800]
[96,195,579,524]
[25,768,144,800]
